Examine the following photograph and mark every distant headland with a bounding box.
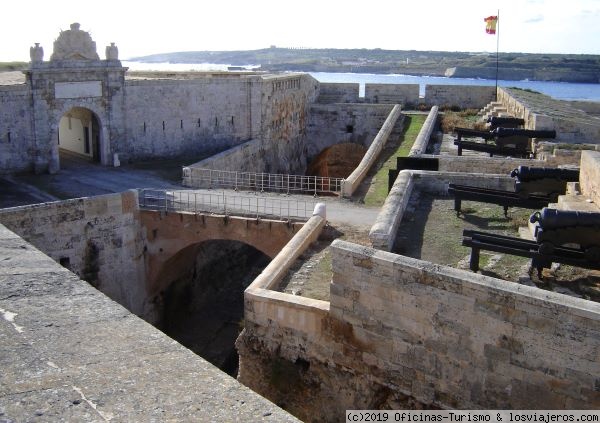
[130,48,600,84]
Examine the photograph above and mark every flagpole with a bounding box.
[495,9,500,101]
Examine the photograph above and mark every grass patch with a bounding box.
[0,62,27,72]
[440,109,482,133]
[363,114,426,207]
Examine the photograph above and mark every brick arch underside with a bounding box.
[139,210,300,298]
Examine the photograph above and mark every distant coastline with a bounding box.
[129,48,600,84]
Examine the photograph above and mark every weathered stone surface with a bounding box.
[0,223,298,422]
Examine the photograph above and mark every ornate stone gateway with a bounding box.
[25,23,125,172]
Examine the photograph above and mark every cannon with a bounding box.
[487,116,524,129]
[530,208,600,261]
[454,127,556,157]
[454,127,495,141]
[510,166,580,199]
[492,127,556,150]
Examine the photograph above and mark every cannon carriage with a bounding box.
[530,207,600,262]
[510,165,580,200]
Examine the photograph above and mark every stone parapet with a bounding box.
[580,150,600,205]
[342,105,402,197]
[408,106,438,157]
[0,224,298,422]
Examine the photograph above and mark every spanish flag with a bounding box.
[485,16,498,34]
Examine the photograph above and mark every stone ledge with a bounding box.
[0,224,298,422]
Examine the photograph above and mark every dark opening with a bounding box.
[160,240,270,377]
[59,257,70,269]
[346,125,354,134]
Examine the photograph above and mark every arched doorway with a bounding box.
[306,142,367,178]
[157,239,271,377]
[58,107,101,163]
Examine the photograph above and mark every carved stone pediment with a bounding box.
[50,23,100,61]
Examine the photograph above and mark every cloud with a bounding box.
[524,14,545,23]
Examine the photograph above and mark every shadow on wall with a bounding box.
[159,239,271,377]
[306,143,367,178]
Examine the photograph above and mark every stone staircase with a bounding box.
[477,101,511,122]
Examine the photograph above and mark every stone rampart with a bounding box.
[329,240,600,409]
[497,87,600,144]
[316,83,359,103]
[0,223,298,422]
[364,84,419,106]
[581,150,600,204]
[306,103,397,161]
[123,78,260,161]
[0,191,146,315]
[0,85,34,173]
[424,84,496,109]
[238,235,600,418]
[342,105,402,197]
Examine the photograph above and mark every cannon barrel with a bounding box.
[493,127,556,139]
[454,127,495,140]
[510,166,580,182]
[530,208,600,229]
[487,116,525,128]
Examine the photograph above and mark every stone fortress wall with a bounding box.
[0,191,147,315]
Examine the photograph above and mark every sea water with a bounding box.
[122,61,600,102]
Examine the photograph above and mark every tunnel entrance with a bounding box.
[58,107,101,164]
[159,239,270,376]
[306,142,367,178]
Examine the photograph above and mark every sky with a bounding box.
[1,0,599,62]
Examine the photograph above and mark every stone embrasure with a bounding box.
[0,224,298,422]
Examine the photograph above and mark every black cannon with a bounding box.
[530,207,600,261]
[510,166,580,199]
[492,127,556,150]
[487,116,525,129]
[454,127,495,141]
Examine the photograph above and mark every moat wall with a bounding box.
[0,191,147,314]
[237,240,600,421]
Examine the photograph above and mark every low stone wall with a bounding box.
[316,83,359,103]
[423,85,496,109]
[306,103,396,161]
[364,84,419,106]
[342,105,402,197]
[0,191,146,315]
[238,237,600,419]
[183,138,262,185]
[408,106,438,157]
[435,155,540,174]
[581,150,600,204]
[329,240,600,409]
[369,170,514,250]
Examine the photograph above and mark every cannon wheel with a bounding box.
[538,241,555,256]
[585,246,600,262]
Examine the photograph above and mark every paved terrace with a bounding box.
[0,224,298,421]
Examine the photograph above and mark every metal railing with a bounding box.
[183,168,345,196]
[138,189,315,220]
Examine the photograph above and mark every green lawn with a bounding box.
[363,114,426,207]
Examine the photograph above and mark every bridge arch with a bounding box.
[140,210,300,302]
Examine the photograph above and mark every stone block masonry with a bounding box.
[580,150,600,205]
[0,223,298,422]
[0,85,34,173]
[0,191,147,315]
[238,238,600,420]
[306,103,397,161]
[329,240,600,409]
